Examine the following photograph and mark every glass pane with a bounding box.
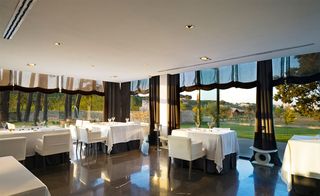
[180,90,200,128]
[288,54,320,77]
[130,94,149,123]
[219,66,233,84]
[79,94,104,121]
[6,91,104,127]
[237,62,257,82]
[272,57,284,80]
[180,89,217,128]
[200,68,218,85]
[180,71,196,87]
[220,87,256,158]
[273,83,320,160]
[7,91,66,127]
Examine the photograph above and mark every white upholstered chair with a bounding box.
[168,135,206,180]
[82,121,91,129]
[0,137,27,161]
[6,122,16,130]
[70,125,80,151]
[79,128,107,154]
[35,133,71,168]
[75,120,83,127]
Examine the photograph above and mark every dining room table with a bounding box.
[281,135,320,192]
[171,127,239,174]
[0,156,50,196]
[91,122,147,154]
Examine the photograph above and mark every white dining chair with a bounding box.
[6,122,16,130]
[0,137,27,162]
[79,128,107,154]
[82,121,91,129]
[35,133,71,168]
[70,125,80,152]
[75,120,83,127]
[168,135,206,180]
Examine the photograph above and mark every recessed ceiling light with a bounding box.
[27,63,36,67]
[91,65,95,68]
[200,56,211,61]
[185,25,195,29]
[111,75,118,78]
[54,42,62,46]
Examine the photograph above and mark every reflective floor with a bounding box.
[33,146,293,196]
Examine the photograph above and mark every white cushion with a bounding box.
[6,123,15,130]
[79,128,107,144]
[35,133,70,156]
[69,125,79,141]
[75,120,83,127]
[168,135,206,161]
[0,137,26,161]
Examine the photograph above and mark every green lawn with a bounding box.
[180,122,320,142]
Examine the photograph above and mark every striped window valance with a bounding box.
[0,69,105,95]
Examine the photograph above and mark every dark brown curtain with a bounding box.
[0,90,10,122]
[149,76,160,145]
[167,74,180,135]
[252,60,281,166]
[120,82,131,122]
[104,82,121,121]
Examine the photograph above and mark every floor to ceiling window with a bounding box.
[3,91,104,127]
[273,83,320,142]
[130,93,150,123]
[220,87,256,140]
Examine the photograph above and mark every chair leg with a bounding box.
[80,142,83,155]
[76,140,79,152]
[203,156,206,173]
[168,157,171,177]
[188,161,192,180]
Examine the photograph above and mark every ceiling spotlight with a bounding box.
[200,56,211,61]
[54,42,62,46]
[111,75,118,78]
[91,65,95,68]
[185,25,194,29]
[27,63,36,67]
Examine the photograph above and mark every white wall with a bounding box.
[159,74,168,136]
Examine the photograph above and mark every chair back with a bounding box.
[6,123,15,130]
[0,137,26,161]
[82,121,91,129]
[168,135,192,161]
[76,120,83,127]
[42,133,70,155]
[69,125,79,140]
[79,128,89,143]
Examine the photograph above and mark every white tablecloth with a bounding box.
[0,156,50,196]
[91,123,146,154]
[0,127,71,157]
[172,128,239,173]
[281,135,320,191]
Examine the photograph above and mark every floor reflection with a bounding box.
[33,146,291,196]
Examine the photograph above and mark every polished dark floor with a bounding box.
[33,146,292,196]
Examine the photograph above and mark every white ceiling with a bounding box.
[0,0,320,82]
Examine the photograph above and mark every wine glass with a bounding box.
[108,118,111,123]
[207,121,214,129]
[112,117,115,122]
[125,118,129,123]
